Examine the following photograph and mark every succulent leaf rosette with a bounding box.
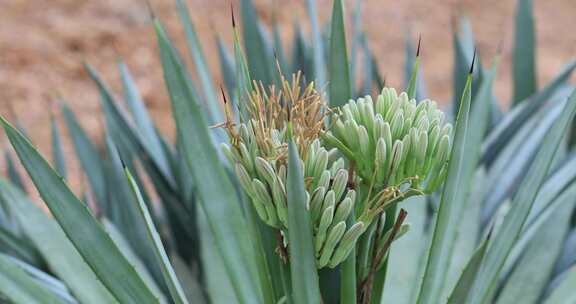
[222,75,452,269]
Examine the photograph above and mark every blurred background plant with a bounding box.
[0,0,576,303]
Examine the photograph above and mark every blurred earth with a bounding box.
[0,0,575,193]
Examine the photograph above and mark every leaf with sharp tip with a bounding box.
[217,37,237,97]
[447,237,489,304]
[0,253,64,304]
[452,17,482,115]
[329,0,352,107]
[119,61,172,179]
[349,0,362,93]
[86,63,176,188]
[154,19,264,303]
[50,117,66,179]
[103,137,166,289]
[0,117,158,304]
[512,0,537,105]
[287,134,322,304]
[404,32,427,101]
[232,15,252,119]
[272,22,289,79]
[124,167,189,304]
[241,0,273,84]
[371,53,385,91]
[360,34,373,96]
[416,68,474,304]
[102,219,167,303]
[466,88,576,304]
[4,150,26,193]
[291,24,313,77]
[175,0,221,123]
[61,104,106,207]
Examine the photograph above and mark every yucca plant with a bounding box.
[1,0,576,304]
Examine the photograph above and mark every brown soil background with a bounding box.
[1,0,575,192]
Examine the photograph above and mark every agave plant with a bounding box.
[1,0,576,304]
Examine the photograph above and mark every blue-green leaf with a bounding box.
[544,265,576,304]
[175,0,221,123]
[124,167,189,304]
[61,104,106,206]
[466,88,576,304]
[0,117,158,304]
[512,0,537,105]
[496,199,573,304]
[0,178,117,304]
[0,253,64,304]
[50,116,66,178]
[328,0,352,107]
[287,131,322,304]
[154,19,263,304]
[305,0,327,89]
[416,66,474,304]
[481,61,576,166]
[241,0,273,84]
[447,237,489,304]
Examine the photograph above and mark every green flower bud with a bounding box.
[221,143,235,164]
[332,169,348,201]
[317,170,331,191]
[346,189,357,205]
[311,149,329,179]
[322,190,336,214]
[272,179,288,225]
[390,110,405,140]
[344,119,360,149]
[359,97,375,133]
[330,158,345,176]
[238,142,254,173]
[309,187,326,222]
[318,221,347,268]
[278,164,287,185]
[251,180,279,226]
[375,93,386,116]
[358,125,370,158]
[375,137,388,182]
[373,114,385,141]
[255,157,276,187]
[315,206,335,253]
[328,222,365,268]
[235,163,254,196]
[333,197,353,224]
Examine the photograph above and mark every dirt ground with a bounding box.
[1,0,575,191]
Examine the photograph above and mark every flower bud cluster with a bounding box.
[221,76,452,269]
[222,77,365,268]
[324,88,452,196]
